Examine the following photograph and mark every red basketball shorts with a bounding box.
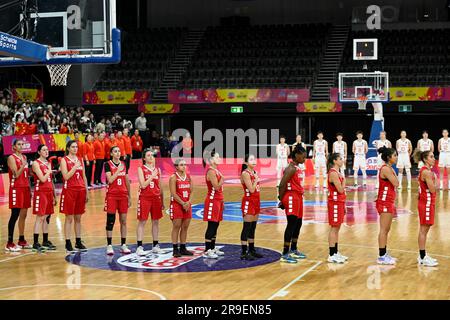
[241,198,260,216]
[281,192,303,218]
[137,196,163,221]
[203,198,224,222]
[169,201,192,220]
[33,191,54,215]
[375,200,396,215]
[327,201,345,226]
[104,195,129,214]
[418,198,435,226]
[9,187,31,209]
[60,188,87,215]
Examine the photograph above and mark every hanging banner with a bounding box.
[83,91,151,105]
[12,88,44,103]
[144,104,180,114]
[297,102,342,112]
[168,89,310,103]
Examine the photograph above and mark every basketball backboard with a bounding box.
[0,0,119,66]
[338,71,389,103]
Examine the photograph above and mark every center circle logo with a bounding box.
[65,243,281,273]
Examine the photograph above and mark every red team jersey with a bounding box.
[203,166,225,222]
[137,165,163,221]
[418,167,436,225]
[9,154,31,209]
[139,165,161,198]
[33,159,54,215]
[33,159,53,191]
[169,172,192,220]
[241,169,261,216]
[63,156,85,189]
[60,156,87,215]
[376,165,397,214]
[105,161,128,197]
[281,164,304,217]
[104,160,128,214]
[327,168,346,226]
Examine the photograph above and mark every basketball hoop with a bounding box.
[357,96,368,111]
[46,50,79,86]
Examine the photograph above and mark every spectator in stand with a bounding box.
[96,118,106,133]
[1,116,13,136]
[27,118,38,135]
[88,113,97,132]
[135,112,148,147]
[105,119,113,133]
[48,119,58,133]
[0,98,8,113]
[131,129,143,159]
[84,133,95,189]
[74,131,85,159]
[122,118,133,131]
[37,115,49,134]
[59,118,70,134]
[182,132,193,158]
[93,131,106,186]
[122,128,132,171]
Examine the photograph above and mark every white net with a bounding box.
[46,64,72,86]
[357,97,368,110]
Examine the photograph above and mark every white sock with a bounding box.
[398,172,403,186]
[354,171,358,184]
[323,173,328,187]
[406,169,411,185]
[315,174,320,186]
[362,171,367,183]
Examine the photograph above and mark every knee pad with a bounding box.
[240,222,252,241]
[106,214,116,231]
[46,215,51,224]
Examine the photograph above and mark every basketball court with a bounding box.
[0,0,450,303]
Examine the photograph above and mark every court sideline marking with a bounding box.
[267,261,322,300]
[0,284,167,300]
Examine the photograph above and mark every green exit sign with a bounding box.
[230,106,243,113]
[399,105,412,113]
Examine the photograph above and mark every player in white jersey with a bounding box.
[292,134,307,180]
[313,131,328,188]
[372,131,392,189]
[276,135,290,180]
[332,133,347,176]
[352,131,368,187]
[438,129,450,189]
[396,130,413,189]
[416,130,434,170]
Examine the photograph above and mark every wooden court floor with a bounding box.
[0,176,449,300]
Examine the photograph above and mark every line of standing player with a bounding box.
[276,129,450,190]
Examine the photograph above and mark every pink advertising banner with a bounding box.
[2,134,74,155]
[168,88,310,103]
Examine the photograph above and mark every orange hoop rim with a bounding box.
[49,50,80,56]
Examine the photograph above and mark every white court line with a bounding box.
[0,284,167,300]
[268,261,322,300]
[0,252,34,263]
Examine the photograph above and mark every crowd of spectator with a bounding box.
[0,91,184,173]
